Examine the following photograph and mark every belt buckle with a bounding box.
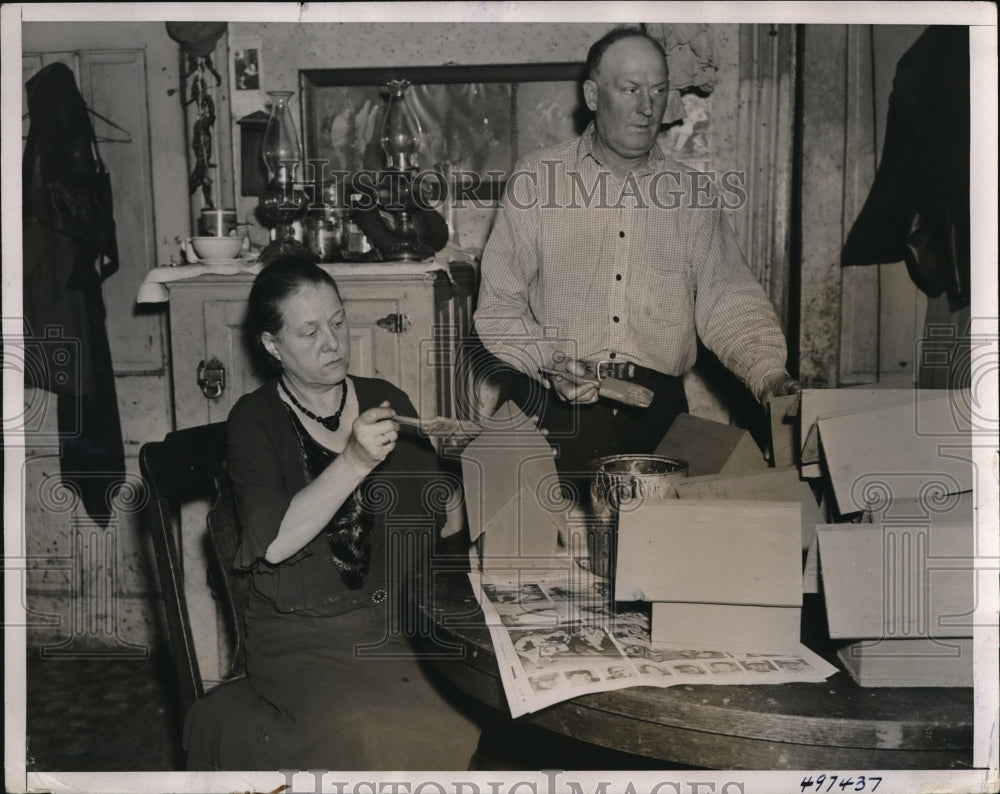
[595,361,635,380]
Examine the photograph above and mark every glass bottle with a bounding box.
[379,80,422,170]
[262,90,303,184]
[303,209,342,263]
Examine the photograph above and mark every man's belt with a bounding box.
[591,360,667,383]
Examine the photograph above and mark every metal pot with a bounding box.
[587,454,689,583]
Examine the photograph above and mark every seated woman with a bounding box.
[184,255,482,771]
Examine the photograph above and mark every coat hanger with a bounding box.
[86,107,132,144]
[22,105,133,144]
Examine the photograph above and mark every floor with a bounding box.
[26,648,183,772]
[24,644,687,773]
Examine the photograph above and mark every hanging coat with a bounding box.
[22,62,126,526]
[841,26,970,311]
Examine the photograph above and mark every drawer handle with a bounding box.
[197,357,226,399]
[375,313,412,334]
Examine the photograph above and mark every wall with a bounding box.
[837,25,927,385]
[798,25,848,388]
[798,24,927,388]
[22,22,192,269]
[226,22,617,251]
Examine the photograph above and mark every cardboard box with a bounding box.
[798,388,919,477]
[616,499,803,651]
[817,522,975,640]
[799,388,971,480]
[460,401,565,569]
[767,393,799,468]
[836,637,973,687]
[816,393,972,515]
[674,466,825,552]
[816,479,975,687]
[654,413,767,477]
[651,602,802,653]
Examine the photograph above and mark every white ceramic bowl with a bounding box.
[191,235,243,260]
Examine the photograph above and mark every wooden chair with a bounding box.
[139,422,249,720]
[206,471,250,677]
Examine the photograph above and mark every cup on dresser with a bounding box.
[199,208,238,237]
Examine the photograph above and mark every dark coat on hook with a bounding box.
[841,26,970,311]
[22,62,126,525]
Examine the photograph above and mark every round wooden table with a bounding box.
[417,569,974,770]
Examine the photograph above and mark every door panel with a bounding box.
[203,300,257,424]
[79,50,161,373]
[838,26,927,385]
[199,292,403,423]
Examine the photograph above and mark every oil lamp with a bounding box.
[257,90,311,260]
[375,79,427,260]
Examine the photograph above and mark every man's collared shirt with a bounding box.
[475,123,788,402]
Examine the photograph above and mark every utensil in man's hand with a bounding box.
[538,367,653,409]
[395,414,484,442]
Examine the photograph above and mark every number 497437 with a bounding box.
[800,775,883,792]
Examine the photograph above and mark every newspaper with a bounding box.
[471,568,839,718]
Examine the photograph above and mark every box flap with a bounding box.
[615,499,802,606]
[654,413,767,477]
[817,522,974,639]
[675,466,825,551]
[461,401,565,566]
[817,391,972,515]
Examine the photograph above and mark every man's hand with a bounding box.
[762,373,802,402]
[540,357,599,405]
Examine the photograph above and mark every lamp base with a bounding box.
[258,236,316,265]
[380,240,432,261]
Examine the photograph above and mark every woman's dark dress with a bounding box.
[183,377,480,770]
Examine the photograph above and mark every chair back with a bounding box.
[139,422,246,717]
[206,469,250,677]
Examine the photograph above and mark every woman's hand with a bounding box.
[264,402,397,565]
[342,401,399,471]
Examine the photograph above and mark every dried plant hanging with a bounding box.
[166,21,227,208]
[182,53,222,207]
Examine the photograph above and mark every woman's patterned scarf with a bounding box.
[284,403,374,589]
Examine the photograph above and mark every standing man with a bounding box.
[474,26,799,496]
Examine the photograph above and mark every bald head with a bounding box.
[586,27,668,81]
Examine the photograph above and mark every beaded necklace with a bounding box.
[279,377,348,432]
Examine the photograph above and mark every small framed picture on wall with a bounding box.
[233,44,260,90]
[229,36,264,118]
